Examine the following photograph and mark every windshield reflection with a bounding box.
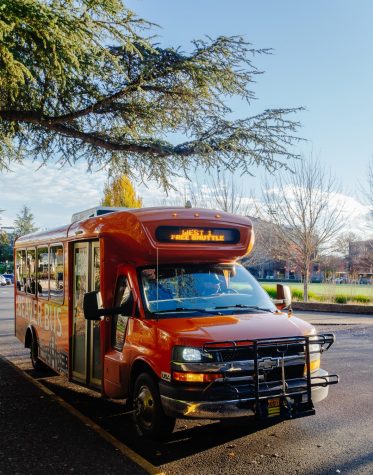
[140,264,276,317]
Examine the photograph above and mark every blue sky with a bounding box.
[0,0,372,229]
[126,0,373,188]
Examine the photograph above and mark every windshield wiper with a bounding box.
[152,307,220,316]
[213,304,274,313]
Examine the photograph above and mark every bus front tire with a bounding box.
[133,372,176,439]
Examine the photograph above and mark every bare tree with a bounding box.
[192,172,259,217]
[241,217,285,271]
[368,158,373,231]
[359,157,373,232]
[262,158,345,301]
[205,172,259,216]
[369,158,373,206]
[157,172,259,217]
[348,239,373,278]
[158,173,283,273]
[334,232,359,257]
[318,254,346,281]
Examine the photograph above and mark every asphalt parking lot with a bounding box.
[1,284,372,474]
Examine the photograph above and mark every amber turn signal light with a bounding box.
[173,372,223,383]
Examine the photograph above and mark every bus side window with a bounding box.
[37,246,49,298]
[16,250,26,292]
[112,276,131,351]
[50,245,64,302]
[26,249,36,295]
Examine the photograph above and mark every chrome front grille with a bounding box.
[216,343,304,363]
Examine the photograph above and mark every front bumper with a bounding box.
[161,368,334,419]
[161,334,339,420]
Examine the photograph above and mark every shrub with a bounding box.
[335,294,348,304]
[262,285,276,299]
[353,295,371,304]
[308,291,322,302]
[318,296,327,302]
[291,289,303,301]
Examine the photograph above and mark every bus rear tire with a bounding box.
[133,372,176,439]
[30,333,44,370]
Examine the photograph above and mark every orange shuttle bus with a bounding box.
[14,206,338,437]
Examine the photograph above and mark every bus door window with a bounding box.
[90,242,101,384]
[73,241,101,387]
[50,245,64,302]
[37,247,49,298]
[16,250,26,292]
[112,276,131,351]
[73,244,89,380]
[93,244,100,291]
[26,249,36,295]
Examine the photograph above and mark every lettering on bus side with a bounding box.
[16,295,63,337]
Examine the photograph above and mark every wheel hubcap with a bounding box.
[135,385,155,428]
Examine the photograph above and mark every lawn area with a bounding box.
[260,282,373,304]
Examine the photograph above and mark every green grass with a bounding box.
[260,282,373,304]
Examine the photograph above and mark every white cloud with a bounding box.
[0,162,107,227]
[1,162,371,237]
[0,161,189,228]
[263,185,372,236]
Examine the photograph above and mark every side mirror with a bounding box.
[83,291,103,321]
[274,284,292,311]
[83,290,135,320]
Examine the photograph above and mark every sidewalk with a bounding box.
[293,310,373,326]
[0,356,148,475]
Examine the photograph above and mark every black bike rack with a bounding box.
[203,334,339,419]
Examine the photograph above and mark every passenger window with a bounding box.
[26,249,36,295]
[37,247,49,298]
[112,276,131,351]
[16,250,26,292]
[50,245,64,302]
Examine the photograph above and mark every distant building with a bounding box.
[348,239,373,282]
[242,216,347,282]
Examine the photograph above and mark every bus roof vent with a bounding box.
[71,206,128,223]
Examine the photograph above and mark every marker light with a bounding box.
[305,358,321,374]
[306,338,321,373]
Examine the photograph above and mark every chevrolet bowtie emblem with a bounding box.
[259,357,281,371]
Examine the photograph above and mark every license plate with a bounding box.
[267,398,281,417]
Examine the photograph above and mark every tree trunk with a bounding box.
[303,263,310,302]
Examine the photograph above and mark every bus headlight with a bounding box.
[172,346,214,363]
[181,347,202,362]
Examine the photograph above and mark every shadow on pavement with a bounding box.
[36,375,280,466]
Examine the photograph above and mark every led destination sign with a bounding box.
[156,226,240,244]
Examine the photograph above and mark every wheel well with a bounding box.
[130,360,158,395]
[25,327,32,349]
[25,326,37,350]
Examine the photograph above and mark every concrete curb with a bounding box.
[292,301,373,315]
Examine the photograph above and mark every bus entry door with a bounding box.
[72,241,101,388]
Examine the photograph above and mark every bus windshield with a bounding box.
[140,264,276,317]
